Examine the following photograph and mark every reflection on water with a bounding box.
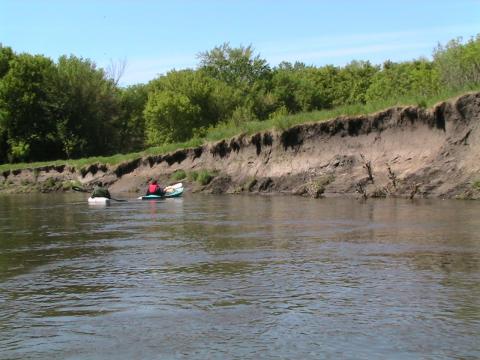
[0,193,479,359]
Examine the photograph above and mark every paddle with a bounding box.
[72,186,127,202]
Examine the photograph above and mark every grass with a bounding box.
[171,169,187,181]
[187,169,217,185]
[196,170,216,185]
[473,180,480,190]
[1,86,479,174]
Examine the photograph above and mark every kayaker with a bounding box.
[91,182,111,199]
[146,179,165,196]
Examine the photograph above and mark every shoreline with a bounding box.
[1,92,480,200]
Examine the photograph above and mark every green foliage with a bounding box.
[334,61,379,105]
[365,59,440,103]
[229,105,256,126]
[186,169,217,185]
[0,34,480,169]
[171,169,186,181]
[434,35,480,90]
[55,55,119,158]
[144,90,200,145]
[0,53,60,162]
[270,106,291,131]
[116,84,149,152]
[198,43,271,86]
[0,45,14,78]
[187,171,199,182]
[196,169,216,185]
[8,139,30,162]
[146,69,236,144]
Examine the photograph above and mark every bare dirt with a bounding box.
[2,92,480,200]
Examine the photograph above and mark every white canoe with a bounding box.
[88,197,111,205]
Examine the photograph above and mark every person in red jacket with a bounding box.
[146,179,165,196]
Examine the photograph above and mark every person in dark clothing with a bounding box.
[146,180,165,196]
[91,182,111,198]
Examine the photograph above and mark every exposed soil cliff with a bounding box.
[2,92,480,199]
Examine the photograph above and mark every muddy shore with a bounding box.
[2,92,480,200]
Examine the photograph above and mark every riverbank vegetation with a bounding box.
[0,35,479,172]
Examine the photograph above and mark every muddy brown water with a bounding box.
[0,193,479,359]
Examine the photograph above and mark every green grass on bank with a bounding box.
[1,86,479,174]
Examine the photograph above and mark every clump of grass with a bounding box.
[197,170,216,185]
[472,180,480,190]
[188,169,217,185]
[187,171,199,182]
[171,169,186,181]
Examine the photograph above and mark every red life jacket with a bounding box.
[148,184,159,193]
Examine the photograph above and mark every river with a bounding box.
[0,193,479,359]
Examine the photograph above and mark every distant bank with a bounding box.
[1,92,480,200]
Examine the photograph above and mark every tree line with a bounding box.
[0,35,479,164]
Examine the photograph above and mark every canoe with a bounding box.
[138,187,184,200]
[88,196,111,205]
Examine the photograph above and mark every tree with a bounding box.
[365,59,440,103]
[0,53,60,162]
[148,69,237,137]
[144,90,200,145]
[272,64,342,113]
[197,43,271,87]
[116,84,149,152]
[0,45,15,79]
[55,55,119,158]
[434,35,480,89]
[334,61,379,105]
[0,45,14,163]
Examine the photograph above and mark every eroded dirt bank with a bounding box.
[2,92,480,199]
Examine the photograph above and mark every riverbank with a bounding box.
[1,92,480,199]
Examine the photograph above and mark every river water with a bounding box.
[0,193,479,359]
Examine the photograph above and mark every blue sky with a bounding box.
[1,0,479,85]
